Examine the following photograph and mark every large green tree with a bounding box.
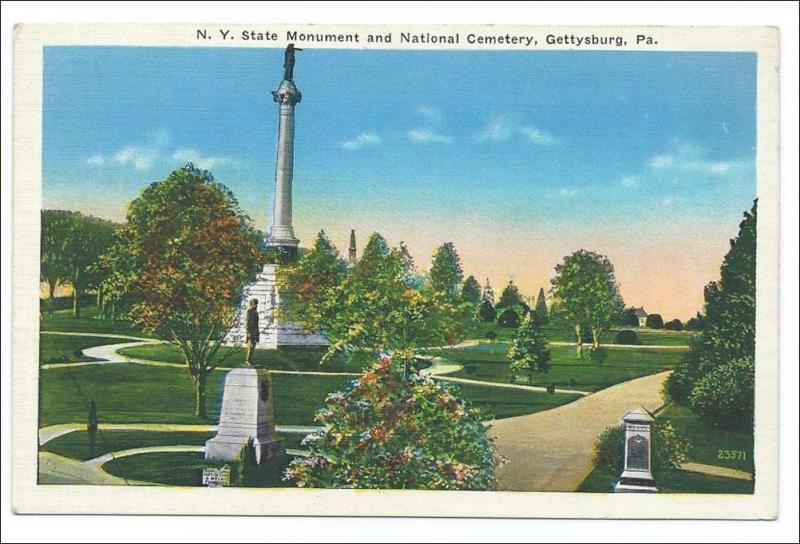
[428,242,463,299]
[549,250,624,357]
[100,164,263,417]
[41,210,117,317]
[281,233,470,377]
[666,201,756,430]
[496,280,527,312]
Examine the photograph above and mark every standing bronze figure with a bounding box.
[283,43,303,81]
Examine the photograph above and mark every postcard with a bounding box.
[12,23,779,518]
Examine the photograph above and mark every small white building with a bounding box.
[633,307,648,328]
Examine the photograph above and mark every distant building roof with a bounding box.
[633,307,648,317]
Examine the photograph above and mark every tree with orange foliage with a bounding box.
[100,164,263,417]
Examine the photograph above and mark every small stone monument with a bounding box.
[614,406,658,493]
[205,368,282,464]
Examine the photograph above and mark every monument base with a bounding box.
[225,264,328,349]
[204,368,283,464]
[614,472,658,493]
[205,434,283,465]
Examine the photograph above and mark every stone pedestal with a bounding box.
[614,406,658,493]
[205,368,282,464]
[224,264,328,348]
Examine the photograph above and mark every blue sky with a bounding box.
[42,46,757,318]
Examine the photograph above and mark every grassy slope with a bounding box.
[435,343,680,392]
[118,343,354,372]
[39,334,132,364]
[577,468,754,494]
[40,307,154,338]
[101,450,292,487]
[40,364,577,427]
[41,430,305,461]
[659,403,754,473]
[467,322,694,346]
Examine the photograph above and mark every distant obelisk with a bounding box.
[224,45,327,349]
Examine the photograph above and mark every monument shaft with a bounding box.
[266,79,302,255]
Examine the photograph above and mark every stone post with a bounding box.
[614,406,658,493]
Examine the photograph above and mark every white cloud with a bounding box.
[85,155,105,166]
[476,115,514,142]
[171,148,233,170]
[648,154,675,169]
[709,161,732,174]
[407,129,454,144]
[340,133,382,150]
[558,188,579,197]
[619,176,637,187]
[477,115,556,145]
[417,105,443,123]
[113,146,156,171]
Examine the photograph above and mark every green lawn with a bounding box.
[577,468,754,494]
[118,343,355,372]
[41,429,305,461]
[39,333,131,365]
[433,343,680,392]
[466,322,693,347]
[40,363,577,427]
[659,403,754,473]
[101,450,293,487]
[40,307,154,338]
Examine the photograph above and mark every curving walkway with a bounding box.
[489,370,671,492]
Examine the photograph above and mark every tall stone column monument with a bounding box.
[224,44,327,349]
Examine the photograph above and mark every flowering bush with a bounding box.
[284,356,501,490]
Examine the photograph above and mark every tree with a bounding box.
[508,314,551,384]
[685,315,703,331]
[428,242,463,299]
[534,287,548,322]
[278,230,347,330]
[666,202,756,430]
[664,318,684,331]
[549,250,624,358]
[461,275,482,305]
[477,300,496,323]
[41,210,117,316]
[497,307,520,328]
[280,233,470,378]
[481,278,495,305]
[99,164,264,417]
[645,314,664,329]
[496,280,526,312]
[620,307,640,327]
[284,356,500,490]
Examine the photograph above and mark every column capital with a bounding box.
[272,79,302,105]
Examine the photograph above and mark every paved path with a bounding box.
[38,452,153,486]
[438,375,589,396]
[39,422,324,446]
[40,331,155,342]
[437,340,689,351]
[489,370,671,492]
[680,462,753,481]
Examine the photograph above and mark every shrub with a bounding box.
[589,346,607,363]
[478,300,496,323]
[664,319,684,331]
[497,308,520,328]
[546,384,556,394]
[284,356,501,490]
[614,329,638,345]
[591,420,690,476]
[486,330,498,341]
[690,357,755,430]
[645,314,664,329]
[685,316,703,331]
